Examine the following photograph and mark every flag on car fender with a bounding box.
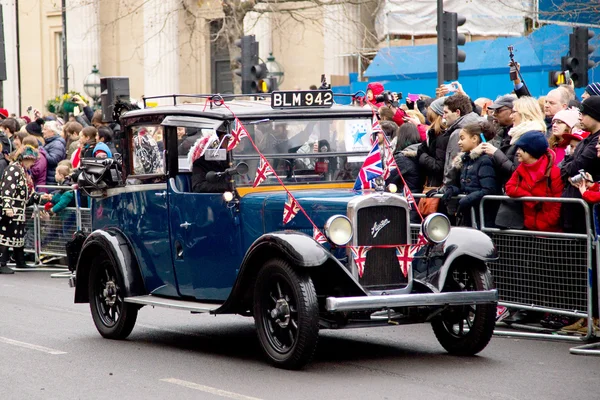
[282,193,300,224]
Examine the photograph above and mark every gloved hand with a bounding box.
[425,188,439,198]
[44,202,53,212]
[441,186,457,203]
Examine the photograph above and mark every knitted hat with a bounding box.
[0,109,8,119]
[514,130,549,159]
[19,145,39,161]
[552,107,580,128]
[25,119,43,136]
[585,82,600,96]
[429,97,446,116]
[580,96,600,122]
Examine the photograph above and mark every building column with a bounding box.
[66,0,100,103]
[323,4,361,79]
[1,0,20,115]
[143,0,179,106]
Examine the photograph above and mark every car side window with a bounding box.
[131,125,165,175]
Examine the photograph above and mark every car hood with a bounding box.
[240,189,360,239]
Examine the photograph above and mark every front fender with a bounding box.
[215,231,366,314]
[74,229,146,303]
[413,227,497,292]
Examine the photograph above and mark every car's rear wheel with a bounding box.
[431,266,496,355]
[253,259,319,370]
[88,257,138,339]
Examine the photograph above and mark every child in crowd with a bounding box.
[443,121,497,227]
[40,160,75,216]
[549,108,583,165]
[505,131,564,232]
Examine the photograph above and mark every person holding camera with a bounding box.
[561,96,600,234]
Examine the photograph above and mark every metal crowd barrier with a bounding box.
[20,184,90,275]
[411,193,598,345]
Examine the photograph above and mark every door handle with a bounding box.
[180,222,192,229]
[155,191,167,197]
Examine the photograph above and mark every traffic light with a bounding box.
[234,35,257,94]
[250,62,268,93]
[563,27,595,88]
[442,11,467,82]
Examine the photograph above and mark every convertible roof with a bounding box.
[121,99,373,123]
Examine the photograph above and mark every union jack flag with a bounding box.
[313,227,327,244]
[371,115,383,145]
[403,185,416,210]
[227,118,249,151]
[396,244,420,278]
[282,193,300,224]
[351,246,372,278]
[353,141,384,190]
[382,136,398,180]
[253,155,273,188]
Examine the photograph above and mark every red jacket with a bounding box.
[505,150,564,232]
[582,183,600,203]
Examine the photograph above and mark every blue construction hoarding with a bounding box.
[333,25,600,104]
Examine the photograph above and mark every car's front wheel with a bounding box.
[253,259,319,370]
[431,265,496,355]
[88,257,138,339]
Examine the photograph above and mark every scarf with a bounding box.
[508,120,547,145]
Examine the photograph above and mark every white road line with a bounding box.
[161,378,263,400]
[0,337,67,355]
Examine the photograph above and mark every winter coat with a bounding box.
[448,149,497,227]
[67,140,79,160]
[46,177,76,214]
[582,183,600,203]
[561,129,600,233]
[0,162,33,247]
[417,127,448,188]
[44,135,67,186]
[443,112,482,186]
[31,147,48,188]
[505,150,563,232]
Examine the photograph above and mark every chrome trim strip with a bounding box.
[325,289,498,312]
[95,183,168,199]
[124,295,222,312]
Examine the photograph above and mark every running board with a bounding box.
[124,295,223,313]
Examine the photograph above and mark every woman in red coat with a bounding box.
[505,130,564,232]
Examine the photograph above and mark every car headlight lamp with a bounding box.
[421,213,451,243]
[324,215,353,245]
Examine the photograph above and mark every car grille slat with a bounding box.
[356,205,408,290]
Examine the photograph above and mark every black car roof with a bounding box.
[121,99,373,122]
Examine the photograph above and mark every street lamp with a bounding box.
[265,53,284,88]
[83,65,101,107]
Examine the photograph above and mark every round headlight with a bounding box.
[387,183,398,193]
[324,215,353,245]
[422,213,451,243]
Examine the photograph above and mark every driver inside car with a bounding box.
[188,128,231,193]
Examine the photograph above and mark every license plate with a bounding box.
[271,90,334,108]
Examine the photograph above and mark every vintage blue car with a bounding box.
[72,92,499,369]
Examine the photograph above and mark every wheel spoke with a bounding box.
[276,282,283,299]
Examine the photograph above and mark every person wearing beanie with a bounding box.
[549,107,584,165]
[416,97,447,189]
[0,108,8,120]
[25,118,44,137]
[0,145,40,273]
[583,82,600,100]
[505,130,563,232]
[560,96,600,234]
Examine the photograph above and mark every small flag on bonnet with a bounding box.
[253,155,274,188]
[313,227,327,244]
[282,193,300,224]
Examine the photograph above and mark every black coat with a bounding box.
[417,128,447,188]
[191,157,232,193]
[561,130,600,233]
[491,142,520,187]
[448,151,497,227]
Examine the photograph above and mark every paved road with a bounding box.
[0,271,598,400]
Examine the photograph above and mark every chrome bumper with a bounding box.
[325,289,498,312]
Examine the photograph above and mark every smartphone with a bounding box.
[407,94,420,102]
[480,133,487,143]
[564,70,571,83]
[443,83,458,93]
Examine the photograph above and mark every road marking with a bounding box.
[0,337,67,355]
[161,378,263,400]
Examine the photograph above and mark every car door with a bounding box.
[162,116,244,300]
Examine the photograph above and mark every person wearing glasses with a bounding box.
[486,95,515,149]
[549,108,587,165]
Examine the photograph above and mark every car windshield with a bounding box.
[231,117,374,186]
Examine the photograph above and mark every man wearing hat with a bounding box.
[561,96,600,233]
[487,94,515,149]
[582,82,600,100]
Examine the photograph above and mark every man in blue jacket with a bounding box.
[42,120,66,186]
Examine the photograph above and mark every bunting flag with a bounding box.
[282,193,300,224]
[382,135,398,180]
[371,114,382,145]
[416,233,428,245]
[313,227,327,244]
[403,185,415,210]
[396,244,420,278]
[253,155,274,188]
[351,246,372,278]
[227,118,249,151]
[353,141,384,190]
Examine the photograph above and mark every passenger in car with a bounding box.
[189,130,231,193]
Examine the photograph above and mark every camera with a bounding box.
[571,169,589,185]
[375,91,402,107]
